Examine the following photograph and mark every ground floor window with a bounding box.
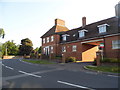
[62,46,66,52]
[72,45,77,52]
[51,46,53,53]
[112,40,120,49]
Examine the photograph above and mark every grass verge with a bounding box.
[23,59,55,64]
[85,65,120,73]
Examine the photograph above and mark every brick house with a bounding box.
[41,5,120,62]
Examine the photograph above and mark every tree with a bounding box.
[2,40,19,55]
[19,38,33,56]
[0,28,5,39]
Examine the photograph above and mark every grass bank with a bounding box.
[85,65,120,73]
[23,59,55,64]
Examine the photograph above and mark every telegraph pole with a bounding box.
[5,45,7,56]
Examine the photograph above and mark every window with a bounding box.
[62,34,70,41]
[78,29,88,38]
[47,37,49,43]
[51,36,54,42]
[43,38,45,44]
[97,24,109,33]
[43,48,45,54]
[51,46,53,53]
[79,31,85,37]
[62,46,66,52]
[72,45,77,52]
[99,26,106,33]
[112,40,120,49]
[63,36,66,41]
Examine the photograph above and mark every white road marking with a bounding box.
[18,70,41,78]
[85,72,97,75]
[5,66,14,70]
[107,75,119,78]
[57,80,94,89]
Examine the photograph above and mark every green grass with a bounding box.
[86,65,120,73]
[23,59,55,64]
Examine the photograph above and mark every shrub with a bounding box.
[65,57,76,63]
[93,59,97,65]
[55,56,62,60]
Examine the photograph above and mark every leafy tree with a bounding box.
[38,46,41,53]
[0,28,5,38]
[19,38,33,56]
[2,40,19,55]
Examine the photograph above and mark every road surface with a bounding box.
[1,59,119,89]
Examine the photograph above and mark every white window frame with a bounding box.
[63,36,66,41]
[72,45,77,52]
[78,29,88,38]
[43,38,45,44]
[51,36,54,42]
[47,37,49,43]
[51,46,53,53]
[112,40,120,49]
[62,46,66,52]
[97,24,110,34]
[62,34,70,41]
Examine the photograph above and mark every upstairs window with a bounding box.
[47,37,49,43]
[78,29,88,38]
[112,40,120,49]
[51,36,54,42]
[43,38,45,44]
[62,34,70,41]
[72,45,77,52]
[62,46,66,52]
[97,24,109,34]
[63,36,66,41]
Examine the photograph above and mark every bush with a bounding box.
[65,57,76,63]
[100,58,120,63]
[55,56,62,60]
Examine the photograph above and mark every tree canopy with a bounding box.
[2,40,19,55]
[19,38,33,55]
[0,28,5,38]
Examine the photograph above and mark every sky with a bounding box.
[0,0,119,48]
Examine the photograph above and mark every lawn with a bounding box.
[85,65,120,73]
[23,59,55,64]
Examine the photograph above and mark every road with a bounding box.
[1,59,119,89]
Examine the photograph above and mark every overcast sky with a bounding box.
[0,0,119,48]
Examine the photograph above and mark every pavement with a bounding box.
[24,60,119,76]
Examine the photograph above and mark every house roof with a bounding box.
[59,16,119,43]
[41,25,69,38]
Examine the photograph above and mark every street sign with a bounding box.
[100,43,104,48]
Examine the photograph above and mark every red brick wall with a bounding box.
[104,35,120,59]
[60,42,82,61]
[41,34,61,57]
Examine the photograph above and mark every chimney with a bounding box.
[82,17,86,27]
[115,2,120,17]
[55,19,65,26]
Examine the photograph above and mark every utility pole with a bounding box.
[5,45,7,56]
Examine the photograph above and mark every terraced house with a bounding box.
[41,4,120,62]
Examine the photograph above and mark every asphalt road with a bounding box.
[1,59,119,89]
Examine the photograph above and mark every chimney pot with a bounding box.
[82,17,86,27]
